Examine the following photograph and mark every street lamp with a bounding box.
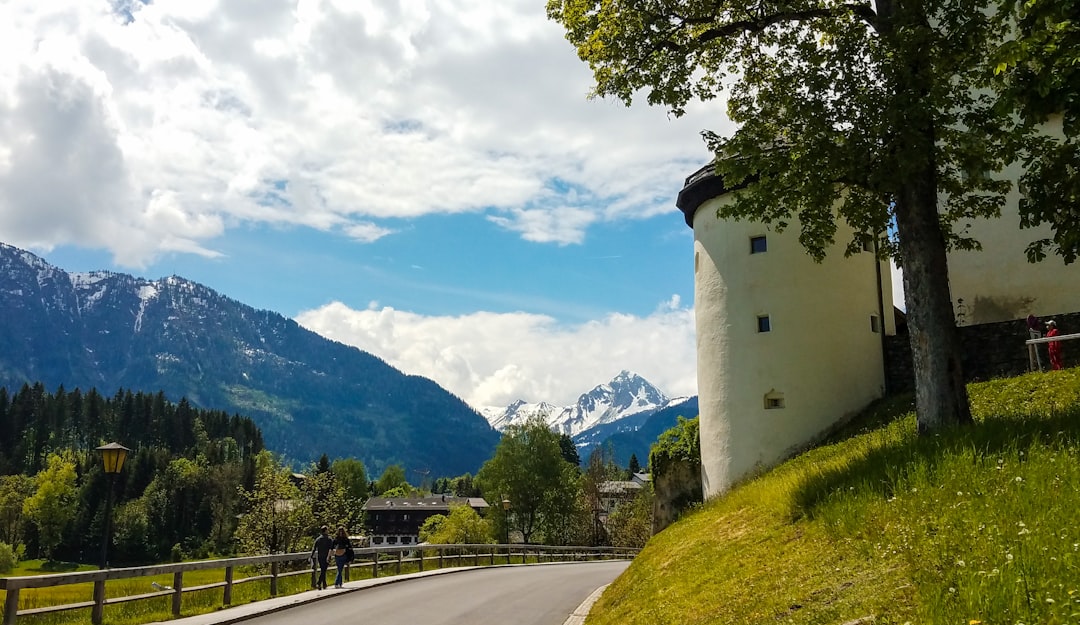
[96,442,130,569]
[501,497,511,545]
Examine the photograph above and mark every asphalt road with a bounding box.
[240,561,629,625]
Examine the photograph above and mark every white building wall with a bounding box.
[947,115,1080,324]
[692,193,893,498]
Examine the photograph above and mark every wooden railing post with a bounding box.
[224,566,233,605]
[92,579,105,625]
[438,547,444,569]
[396,550,402,575]
[172,571,183,616]
[3,587,19,625]
[2,591,17,625]
[372,552,379,578]
[269,562,278,597]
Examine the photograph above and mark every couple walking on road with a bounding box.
[311,525,354,589]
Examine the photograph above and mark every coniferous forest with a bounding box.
[0,383,266,565]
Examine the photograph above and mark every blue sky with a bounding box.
[0,0,908,410]
[1,0,732,409]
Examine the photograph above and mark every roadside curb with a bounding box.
[562,583,609,625]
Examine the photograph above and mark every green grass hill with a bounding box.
[591,368,1080,625]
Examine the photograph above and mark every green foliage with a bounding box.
[649,416,700,478]
[303,468,362,534]
[558,433,581,466]
[606,484,654,549]
[586,368,1080,625]
[991,0,1080,264]
[0,541,21,573]
[234,452,310,555]
[23,452,78,559]
[418,514,446,544]
[548,0,1040,432]
[0,474,32,546]
[477,416,581,544]
[377,485,412,498]
[374,465,409,496]
[420,505,494,545]
[331,458,369,501]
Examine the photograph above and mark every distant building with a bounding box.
[363,496,489,546]
[598,480,643,517]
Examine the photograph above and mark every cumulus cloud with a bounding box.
[295,299,698,410]
[0,0,728,266]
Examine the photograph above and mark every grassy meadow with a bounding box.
[589,368,1080,625]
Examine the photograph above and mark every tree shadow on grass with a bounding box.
[33,560,83,573]
[790,401,1080,521]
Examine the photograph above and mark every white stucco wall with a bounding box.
[693,194,893,498]
[946,115,1080,325]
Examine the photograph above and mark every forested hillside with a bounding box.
[0,383,265,565]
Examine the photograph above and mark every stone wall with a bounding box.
[885,310,1080,393]
[651,459,702,534]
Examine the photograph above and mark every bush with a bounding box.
[0,541,23,573]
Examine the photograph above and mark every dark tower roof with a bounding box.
[675,163,752,227]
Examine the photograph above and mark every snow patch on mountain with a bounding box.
[482,370,670,438]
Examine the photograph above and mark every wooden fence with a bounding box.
[0,544,638,625]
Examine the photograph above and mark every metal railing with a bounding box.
[0,543,638,625]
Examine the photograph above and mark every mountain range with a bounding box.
[0,242,499,476]
[481,370,699,465]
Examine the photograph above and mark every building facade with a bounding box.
[679,117,1080,498]
[677,165,896,499]
[362,496,489,546]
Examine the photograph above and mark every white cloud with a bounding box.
[295,299,698,410]
[0,0,728,265]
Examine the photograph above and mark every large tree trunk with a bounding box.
[881,0,973,432]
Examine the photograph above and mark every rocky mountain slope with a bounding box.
[0,243,499,475]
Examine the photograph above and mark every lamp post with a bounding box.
[501,497,511,545]
[96,442,130,569]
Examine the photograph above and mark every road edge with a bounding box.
[561,583,609,625]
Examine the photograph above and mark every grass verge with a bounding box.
[589,368,1080,625]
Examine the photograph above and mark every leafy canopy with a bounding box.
[547,0,1013,260]
[991,0,1080,263]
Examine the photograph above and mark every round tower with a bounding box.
[677,165,894,498]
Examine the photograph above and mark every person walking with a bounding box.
[1047,320,1064,370]
[332,526,352,588]
[310,525,332,590]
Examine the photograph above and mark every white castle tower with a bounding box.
[677,166,895,498]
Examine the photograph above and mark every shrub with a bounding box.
[0,541,22,573]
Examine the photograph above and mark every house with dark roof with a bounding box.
[362,495,489,546]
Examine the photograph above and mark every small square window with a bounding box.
[757,315,771,333]
[870,315,880,333]
[862,238,874,253]
[764,390,785,409]
[750,236,767,254]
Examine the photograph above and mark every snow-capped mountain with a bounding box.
[483,370,673,438]
[0,242,499,475]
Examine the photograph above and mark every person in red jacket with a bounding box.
[1046,320,1064,371]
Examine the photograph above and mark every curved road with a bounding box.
[244,561,628,625]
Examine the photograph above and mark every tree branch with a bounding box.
[690,3,879,43]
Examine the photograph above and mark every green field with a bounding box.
[589,368,1080,625]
